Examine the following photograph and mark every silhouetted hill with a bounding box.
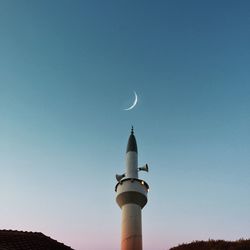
[0,230,74,250]
[170,239,250,250]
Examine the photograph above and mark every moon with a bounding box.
[124,91,138,111]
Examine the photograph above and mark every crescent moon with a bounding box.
[124,91,138,111]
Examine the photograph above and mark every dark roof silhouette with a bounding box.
[0,230,74,250]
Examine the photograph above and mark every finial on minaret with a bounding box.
[127,126,137,153]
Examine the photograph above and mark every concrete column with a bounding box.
[121,203,142,250]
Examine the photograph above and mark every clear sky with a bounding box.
[0,1,250,250]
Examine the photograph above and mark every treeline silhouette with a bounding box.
[170,239,250,250]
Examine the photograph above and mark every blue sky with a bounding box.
[0,1,250,249]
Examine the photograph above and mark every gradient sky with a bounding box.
[1,1,250,250]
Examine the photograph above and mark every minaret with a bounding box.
[115,127,149,250]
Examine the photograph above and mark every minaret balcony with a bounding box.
[115,178,149,209]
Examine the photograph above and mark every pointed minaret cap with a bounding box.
[126,126,138,153]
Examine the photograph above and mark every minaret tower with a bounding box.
[115,127,149,250]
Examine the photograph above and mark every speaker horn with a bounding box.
[138,164,149,172]
[116,173,125,182]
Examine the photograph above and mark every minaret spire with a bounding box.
[126,126,137,153]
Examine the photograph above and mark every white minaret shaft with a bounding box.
[115,127,149,250]
[121,204,142,249]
